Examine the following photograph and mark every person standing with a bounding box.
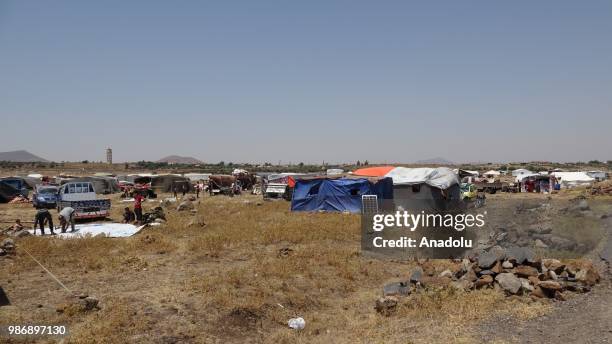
[33,209,54,235]
[58,206,76,233]
[195,182,200,198]
[134,192,144,223]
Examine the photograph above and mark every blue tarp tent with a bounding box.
[291,177,393,213]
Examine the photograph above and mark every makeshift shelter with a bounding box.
[353,166,461,211]
[150,175,191,193]
[0,177,30,198]
[184,173,211,182]
[551,172,595,189]
[291,177,393,213]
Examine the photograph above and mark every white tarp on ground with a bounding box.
[28,223,143,238]
[385,167,459,189]
[551,172,595,188]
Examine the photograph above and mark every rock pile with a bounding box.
[378,246,601,314]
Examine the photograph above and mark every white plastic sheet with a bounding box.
[385,167,459,189]
[29,223,143,238]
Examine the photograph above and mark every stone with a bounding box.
[463,269,478,283]
[502,261,513,269]
[531,286,549,298]
[477,251,498,269]
[177,201,194,211]
[542,259,565,274]
[520,278,534,292]
[575,268,600,286]
[0,248,5,256]
[548,271,558,280]
[534,239,548,248]
[491,261,503,274]
[479,270,495,276]
[375,296,398,316]
[514,265,539,278]
[450,279,473,291]
[538,281,562,291]
[409,267,423,284]
[506,246,531,265]
[474,275,493,288]
[383,282,410,297]
[495,273,522,294]
[438,269,453,278]
[528,276,540,286]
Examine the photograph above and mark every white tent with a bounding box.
[385,167,459,189]
[512,168,532,176]
[551,172,595,188]
[483,170,501,177]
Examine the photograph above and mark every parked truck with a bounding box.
[56,181,111,220]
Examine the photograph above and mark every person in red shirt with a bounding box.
[134,192,144,223]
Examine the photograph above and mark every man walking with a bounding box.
[58,206,76,233]
[34,208,54,235]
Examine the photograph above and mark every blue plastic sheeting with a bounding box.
[291,177,393,213]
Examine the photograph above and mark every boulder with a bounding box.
[506,246,535,265]
[383,282,410,297]
[495,273,522,294]
[502,261,513,269]
[528,276,541,286]
[542,259,565,274]
[534,239,548,248]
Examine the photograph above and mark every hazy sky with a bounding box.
[0,1,610,164]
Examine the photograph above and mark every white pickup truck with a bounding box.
[57,181,111,220]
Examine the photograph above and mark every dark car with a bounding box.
[32,185,59,209]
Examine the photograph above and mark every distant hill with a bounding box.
[414,157,455,165]
[0,150,48,162]
[157,155,202,164]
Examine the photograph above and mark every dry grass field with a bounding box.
[1,190,608,343]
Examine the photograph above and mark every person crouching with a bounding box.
[58,206,76,233]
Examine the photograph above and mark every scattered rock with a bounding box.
[177,201,194,211]
[383,282,410,297]
[502,261,513,269]
[575,267,600,286]
[495,273,522,294]
[375,296,398,316]
[409,267,423,284]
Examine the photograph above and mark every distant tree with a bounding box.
[588,160,602,164]
[364,160,369,166]
[218,161,225,166]
[298,162,304,167]
[82,160,89,164]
